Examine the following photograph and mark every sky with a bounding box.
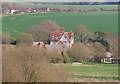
[0,0,119,2]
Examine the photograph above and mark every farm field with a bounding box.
[2,11,118,38]
[57,63,119,81]
[2,2,118,10]
[18,3,118,10]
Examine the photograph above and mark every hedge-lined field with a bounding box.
[2,11,118,38]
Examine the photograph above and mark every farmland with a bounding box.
[18,3,118,10]
[57,63,119,82]
[2,11,118,38]
[2,3,119,82]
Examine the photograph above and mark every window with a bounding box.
[56,37,58,39]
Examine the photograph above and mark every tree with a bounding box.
[67,43,94,63]
[2,32,11,44]
[29,20,63,42]
[74,25,92,43]
[105,33,118,59]
[92,43,106,63]
[90,31,110,52]
[16,33,34,46]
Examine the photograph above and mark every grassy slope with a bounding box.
[2,11,118,38]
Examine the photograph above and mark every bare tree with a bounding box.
[74,25,92,43]
[3,46,69,82]
[29,20,63,42]
[105,33,118,59]
[92,43,106,63]
[67,43,94,63]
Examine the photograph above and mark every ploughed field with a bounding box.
[2,11,118,38]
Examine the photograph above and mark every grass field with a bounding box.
[59,63,119,81]
[18,3,118,10]
[2,11,118,38]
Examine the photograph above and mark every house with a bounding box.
[34,28,74,52]
[50,28,74,48]
[39,7,51,12]
[33,28,74,52]
[26,8,34,13]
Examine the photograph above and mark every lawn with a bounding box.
[2,11,118,38]
[60,63,119,81]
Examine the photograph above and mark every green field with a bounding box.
[18,3,118,10]
[2,11,118,38]
[61,63,119,81]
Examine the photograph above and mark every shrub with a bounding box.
[10,37,16,45]
[67,43,94,63]
[92,43,106,63]
[63,53,71,63]
[50,51,63,63]
[2,46,69,82]
[16,33,34,46]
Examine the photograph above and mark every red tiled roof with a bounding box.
[50,32,64,42]
[50,31,74,42]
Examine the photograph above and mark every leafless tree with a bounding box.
[105,33,118,59]
[29,20,63,42]
[74,25,92,43]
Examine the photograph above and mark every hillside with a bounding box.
[2,11,118,38]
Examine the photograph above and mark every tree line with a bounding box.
[2,21,118,63]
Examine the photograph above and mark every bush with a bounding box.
[63,53,71,63]
[67,43,94,63]
[50,51,63,63]
[16,33,34,46]
[92,43,106,63]
[2,46,69,82]
[10,37,16,45]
